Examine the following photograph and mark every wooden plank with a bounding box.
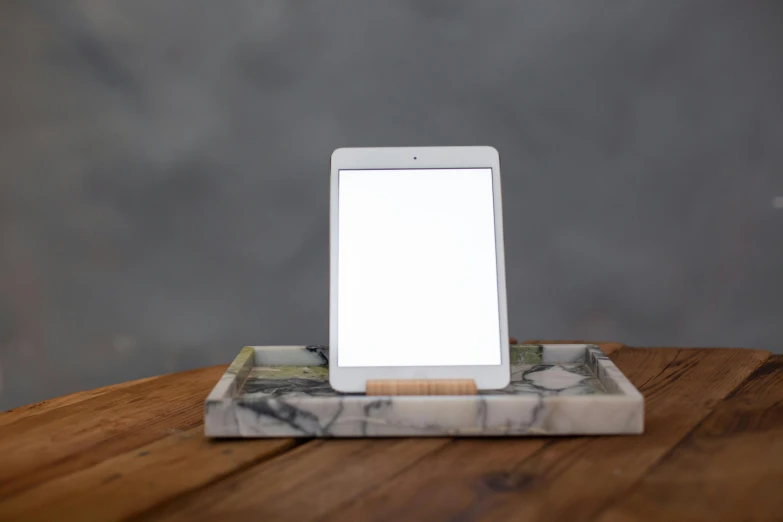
[142,438,451,521]
[0,375,161,428]
[316,348,770,522]
[594,355,783,522]
[134,346,667,520]
[4,345,771,522]
[0,427,295,522]
[0,364,228,498]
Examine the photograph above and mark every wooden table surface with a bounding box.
[0,341,781,522]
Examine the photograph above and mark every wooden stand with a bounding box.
[365,379,477,396]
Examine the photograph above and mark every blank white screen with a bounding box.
[337,168,501,367]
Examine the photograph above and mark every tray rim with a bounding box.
[204,344,644,437]
[206,344,644,403]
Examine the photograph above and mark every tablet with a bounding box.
[329,146,510,392]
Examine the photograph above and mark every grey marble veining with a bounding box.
[204,344,644,437]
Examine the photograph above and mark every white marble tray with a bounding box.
[204,344,644,438]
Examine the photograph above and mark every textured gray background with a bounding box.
[1,1,782,411]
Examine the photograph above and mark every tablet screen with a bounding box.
[337,168,502,367]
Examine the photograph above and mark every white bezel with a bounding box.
[329,146,510,392]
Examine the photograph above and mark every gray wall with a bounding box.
[1,1,781,411]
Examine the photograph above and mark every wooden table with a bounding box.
[0,342,780,522]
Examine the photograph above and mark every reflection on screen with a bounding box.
[337,168,501,367]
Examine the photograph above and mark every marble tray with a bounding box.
[204,344,644,438]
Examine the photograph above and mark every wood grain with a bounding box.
[0,427,295,522]
[595,355,783,522]
[366,379,477,395]
[318,348,770,522]
[0,365,228,498]
[0,375,161,428]
[0,344,776,522]
[143,438,451,522]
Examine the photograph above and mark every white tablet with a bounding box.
[329,146,510,392]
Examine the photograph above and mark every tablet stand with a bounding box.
[365,379,477,396]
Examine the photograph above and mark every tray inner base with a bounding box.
[237,363,609,398]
